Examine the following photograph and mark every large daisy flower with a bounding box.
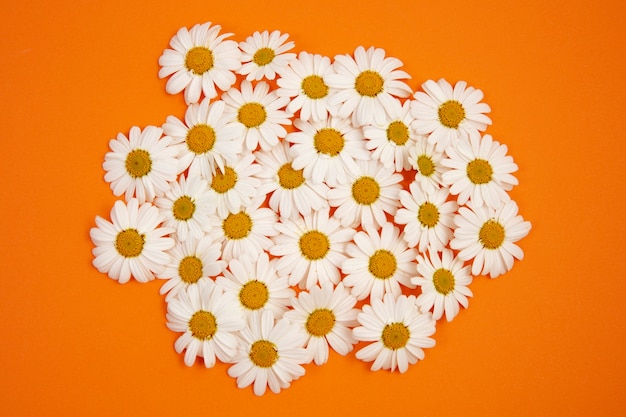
[327,159,403,229]
[276,51,338,122]
[408,136,447,195]
[271,208,355,290]
[450,200,532,278]
[90,198,175,284]
[238,30,296,81]
[255,140,329,220]
[342,222,417,301]
[158,22,241,104]
[283,283,359,365]
[222,80,291,151]
[103,126,178,204]
[413,249,473,322]
[410,78,492,151]
[353,293,436,373]
[227,310,308,396]
[326,46,412,127]
[166,279,245,367]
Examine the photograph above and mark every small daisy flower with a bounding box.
[286,116,370,187]
[222,80,291,151]
[217,253,294,320]
[442,134,519,209]
[413,249,473,322]
[271,208,355,290]
[394,181,458,253]
[328,159,403,229]
[276,51,338,122]
[158,22,241,104]
[166,279,245,367]
[227,310,308,396]
[238,30,296,81]
[284,283,359,365]
[450,200,532,278]
[90,198,175,284]
[362,98,418,171]
[411,78,492,151]
[408,136,447,194]
[255,140,329,220]
[326,46,412,127]
[103,126,178,203]
[157,235,226,302]
[342,222,417,301]
[353,293,436,373]
[162,99,242,178]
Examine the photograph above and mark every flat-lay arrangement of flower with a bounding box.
[90,22,531,396]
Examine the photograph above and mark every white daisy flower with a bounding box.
[276,51,338,122]
[158,22,241,104]
[238,30,296,81]
[103,126,178,204]
[413,249,473,322]
[442,134,519,209]
[394,181,458,253]
[408,136,447,194]
[411,78,492,152]
[157,235,226,302]
[450,200,532,278]
[328,159,403,229]
[286,116,370,187]
[90,198,175,284]
[362,98,418,171]
[255,140,329,220]
[166,279,245,367]
[342,222,417,301]
[162,99,242,178]
[222,80,291,151]
[271,208,356,290]
[326,46,412,127]
[284,283,359,365]
[227,310,308,396]
[217,253,294,320]
[353,293,436,373]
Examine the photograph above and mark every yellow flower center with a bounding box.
[172,196,196,221]
[305,309,336,337]
[301,75,329,99]
[355,70,384,97]
[479,220,505,249]
[115,229,145,258]
[125,149,152,178]
[253,47,275,66]
[185,46,214,75]
[382,322,410,350]
[223,212,253,240]
[418,202,440,228]
[313,128,344,156]
[352,176,380,205]
[368,249,397,280]
[186,124,216,154]
[466,159,493,185]
[417,155,435,177]
[239,280,269,310]
[433,268,455,295]
[178,256,203,284]
[238,102,267,128]
[299,231,330,261]
[386,121,409,146]
[438,100,465,128]
[211,166,237,194]
[189,310,217,340]
[249,340,278,368]
[277,163,305,189]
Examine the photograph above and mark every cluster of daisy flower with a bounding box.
[89,21,531,396]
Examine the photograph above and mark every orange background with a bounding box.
[1,0,625,415]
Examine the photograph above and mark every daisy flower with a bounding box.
[157,235,226,302]
[442,134,519,209]
[90,198,175,284]
[408,136,447,195]
[410,78,492,151]
[166,279,245,367]
[255,140,329,220]
[227,310,308,396]
[284,283,359,365]
[162,98,242,178]
[450,200,532,278]
[362,98,418,171]
[326,46,412,127]
[327,159,403,229]
[276,51,338,122]
[238,30,296,81]
[342,222,417,301]
[103,126,178,203]
[271,208,356,290]
[394,181,458,253]
[217,253,294,320]
[222,80,291,151]
[286,116,370,187]
[413,249,473,322]
[353,293,436,373]
[158,22,241,104]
